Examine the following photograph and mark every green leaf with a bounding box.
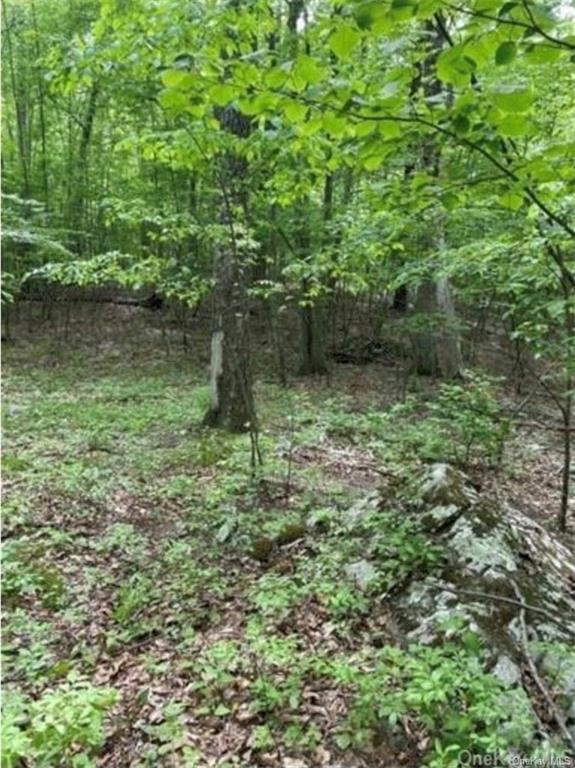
[322,112,347,138]
[161,69,194,89]
[362,154,384,171]
[390,0,418,19]
[437,45,477,86]
[499,190,523,210]
[335,731,352,750]
[265,67,290,89]
[453,114,470,136]
[495,114,528,137]
[208,84,237,106]
[283,100,307,123]
[492,84,534,113]
[159,90,191,113]
[524,43,562,65]
[354,1,387,30]
[354,121,377,138]
[495,41,517,65]
[329,24,361,61]
[441,192,460,210]
[378,121,401,139]
[292,55,326,90]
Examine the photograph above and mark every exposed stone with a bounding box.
[389,463,575,729]
[419,503,462,532]
[345,559,378,590]
[342,493,379,527]
[419,462,477,509]
[493,655,522,686]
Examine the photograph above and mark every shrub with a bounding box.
[2,679,118,767]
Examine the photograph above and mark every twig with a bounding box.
[435,582,565,627]
[515,420,575,433]
[511,580,575,752]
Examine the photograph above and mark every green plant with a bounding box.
[251,724,274,751]
[317,582,370,618]
[1,542,67,610]
[284,721,322,750]
[332,642,536,765]
[250,574,308,618]
[430,371,511,467]
[94,523,146,557]
[110,575,158,644]
[250,673,302,714]
[187,641,242,714]
[2,680,117,767]
[379,372,512,469]
[139,699,199,766]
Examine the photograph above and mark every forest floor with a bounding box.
[2,303,572,767]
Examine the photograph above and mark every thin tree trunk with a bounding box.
[70,82,99,253]
[410,23,463,378]
[2,0,30,201]
[298,174,333,376]
[559,387,572,532]
[31,0,49,203]
[298,304,328,376]
[559,274,573,532]
[203,107,258,438]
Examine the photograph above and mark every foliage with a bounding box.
[381,370,512,468]
[2,0,575,760]
[2,680,118,768]
[332,642,536,766]
[429,371,512,466]
[2,541,67,610]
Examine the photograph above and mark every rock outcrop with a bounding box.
[391,464,575,747]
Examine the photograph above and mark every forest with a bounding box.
[2,0,575,765]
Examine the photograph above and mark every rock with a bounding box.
[216,519,236,543]
[540,650,575,722]
[345,559,378,590]
[388,462,575,725]
[419,462,477,509]
[493,655,522,686]
[419,503,462,533]
[342,493,379,527]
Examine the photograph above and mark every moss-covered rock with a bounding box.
[383,462,575,737]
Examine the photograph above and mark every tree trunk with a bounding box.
[298,173,333,376]
[558,275,573,532]
[410,23,463,378]
[298,303,328,376]
[2,0,30,201]
[412,275,463,378]
[204,251,255,432]
[203,106,257,435]
[70,82,99,254]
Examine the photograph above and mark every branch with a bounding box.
[436,583,566,627]
[511,580,575,751]
[339,107,575,282]
[515,419,575,433]
[440,1,575,52]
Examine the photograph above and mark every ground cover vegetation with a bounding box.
[2,0,575,765]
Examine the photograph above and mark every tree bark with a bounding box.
[204,250,256,432]
[412,274,463,378]
[558,272,573,532]
[298,174,332,376]
[203,106,258,434]
[410,23,463,378]
[298,304,328,376]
